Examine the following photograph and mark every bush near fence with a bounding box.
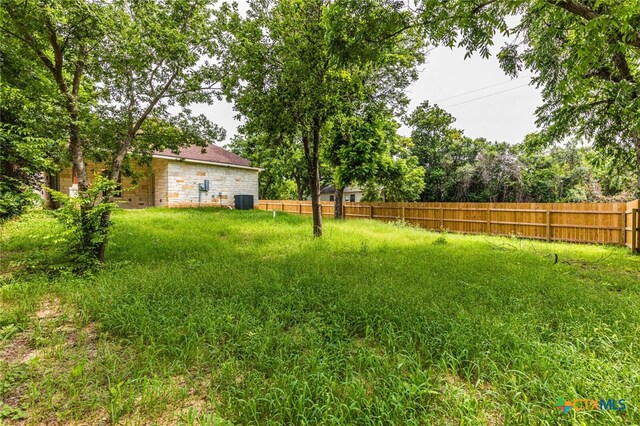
[257,199,640,253]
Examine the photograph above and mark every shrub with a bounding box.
[0,179,40,221]
[48,175,120,272]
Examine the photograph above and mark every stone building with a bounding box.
[315,185,364,203]
[54,144,260,208]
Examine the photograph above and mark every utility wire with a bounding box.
[442,83,531,108]
[435,75,533,103]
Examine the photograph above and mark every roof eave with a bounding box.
[152,154,263,172]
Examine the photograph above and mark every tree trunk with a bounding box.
[95,210,110,262]
[110,133,135,181]
[334,186,345,219]
[67,107,88,192]
[92,133,135,263]
[32,33,99,261]
[295,175,305,200]
[303,126,322,237]
[67,101,97,259]
[634,133,640,199]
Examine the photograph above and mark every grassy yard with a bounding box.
[1,208,639,425]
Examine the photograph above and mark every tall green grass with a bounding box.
[1,208,639,424]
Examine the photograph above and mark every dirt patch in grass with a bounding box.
[0,297,108,425]
[485,409,504,426]
[441,372,503,425]
[0,299,63,424]
[35,297,63,321]
[443,372,495,394]
[353,336,386,356]
[63,410,111,426]
[0,298,66,364]
[65,322,99,350]
[117,376,215,426]
[0,333,32,364]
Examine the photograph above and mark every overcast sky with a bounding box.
[193,29,542,146]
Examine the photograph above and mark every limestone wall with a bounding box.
[152,159,169,207]
[55,158,259,209]
[166,160,259,208]
[58,161,154,208]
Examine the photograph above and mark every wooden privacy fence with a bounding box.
[257,199,640,253]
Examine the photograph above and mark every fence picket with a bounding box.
[256,199,640,252]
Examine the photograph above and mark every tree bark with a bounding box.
[68,117,88,191]
[62,51,95,259]
[303,126,322,237]
[334,185,345,219]
[634,133,640,199]
[95,210,110,262]
[294,174,305,200]
[93,132,136,263]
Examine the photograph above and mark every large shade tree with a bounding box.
[360,131,426,203]
[219,0,425,236]
[88,0,224,260]
[327,105,425,215]
[92,0,223,182]
[1,0,224,261]
[1,0,105,193]
[0,32,67,218]
[406,101,467,201]
[417,0,640,196]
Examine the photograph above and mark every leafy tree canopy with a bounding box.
[1,0,225,262]
[219,0,426,235]
[417,0,640,195]
[407,102,636,203]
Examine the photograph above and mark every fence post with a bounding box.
[546,210,552,242]
[633,209,639,254]
[258,200,629,247]
[342,203,345,219]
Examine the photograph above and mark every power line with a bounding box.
[434,75,533,103]
[441,83,531,108]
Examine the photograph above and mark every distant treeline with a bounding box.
[234,102,637,203]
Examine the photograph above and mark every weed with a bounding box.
[432,235,448,245]
[0,403,27,421]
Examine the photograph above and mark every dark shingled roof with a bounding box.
[154,144,252,167]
